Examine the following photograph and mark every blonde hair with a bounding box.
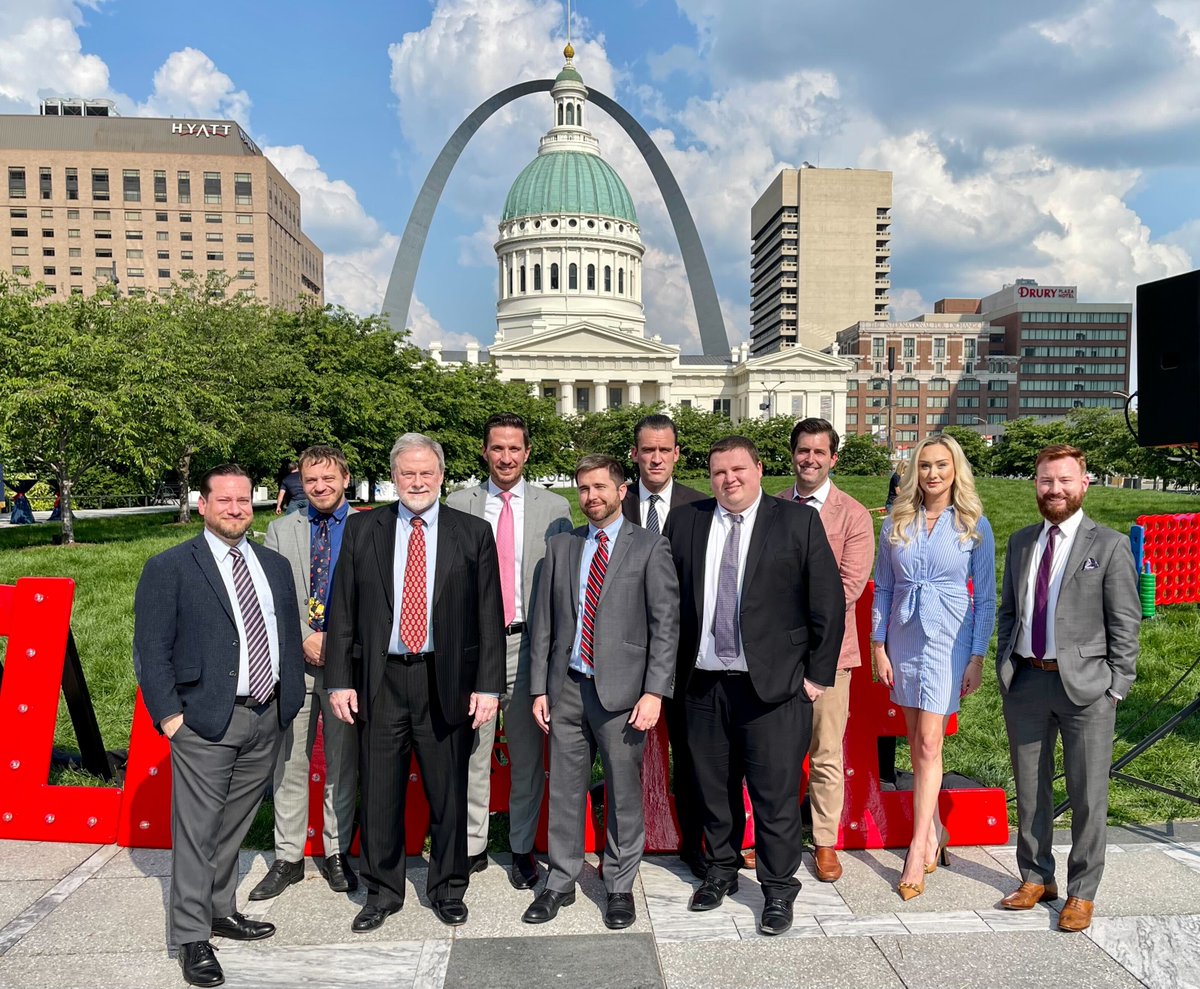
[888,434,984,547]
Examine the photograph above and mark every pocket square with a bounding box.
[1081,558,1100,571]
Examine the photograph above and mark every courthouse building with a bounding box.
[430,48,855,429]
[0,99,323,307]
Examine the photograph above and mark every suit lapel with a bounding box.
[1059,516,1097,594]
[433,508,458,607]
[469,485,487,519]
[599,524,631,604]
[821,486,846,530]
[522,485,540,566]
[292,513,311,596]
[742,494,776,592]
[373,505,398,614]
[691,504,715,620]
[192,536,236,624]
[1014,525,1039,623]
[568,527,585,621]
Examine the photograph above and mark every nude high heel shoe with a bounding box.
[897,848,925,901]
[925,825,950,875]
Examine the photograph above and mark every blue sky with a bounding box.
[3,0,1199,352]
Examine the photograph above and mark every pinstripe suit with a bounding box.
[323,502,505,907]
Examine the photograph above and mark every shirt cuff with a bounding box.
[476,692,499,698]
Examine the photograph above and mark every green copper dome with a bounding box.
[502,151,638,224]
[555,65,584,85]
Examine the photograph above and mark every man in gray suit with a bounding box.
[523,454,680,930]
[446,413,572,890]
[249,445,360,902]
[133,464,305,988]
[996,444,1140,933]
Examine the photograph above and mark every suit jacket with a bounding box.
[530,522,680,712]
[444,481,573,617]
[664,495,845,704]
[323,502,505,725]
[264,509,320,658]
[621,478,705,527]
[777,483,875,669]
[997,512,1140,706]
[133,534,306,741]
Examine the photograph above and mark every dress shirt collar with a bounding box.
[790,478,831,509]
[716,490,763,525]
[397,498,440,528]
[588,512,625,542]
[1042,507,1084,540]
[203,527,252,562]
[639,479,672,506]
[309,500,349,524]
[487,477,525,500]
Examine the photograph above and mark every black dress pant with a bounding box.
[360,654,471,908]
[685,669,811,901]
[665,695,704,858]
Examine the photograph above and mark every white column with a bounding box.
[594,379,609,412]
[658,379,672,406]
[560,379,575,416]
[832,389,848,435]
[628,381,641,405]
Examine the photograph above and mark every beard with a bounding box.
[206,515,254,542]
[1037,489,1083,524]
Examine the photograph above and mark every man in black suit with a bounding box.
[620,413,707,875]
[664,436,843,936]
[324,433,504,932]
[133,464,305,988]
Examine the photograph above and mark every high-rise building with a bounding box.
[750,166,892,355]
[0,103,323,307]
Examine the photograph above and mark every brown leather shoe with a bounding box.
[1000,881,1059,910]
[1057,896,1094,932]
[741,848,756,870]
[813,846,843,883]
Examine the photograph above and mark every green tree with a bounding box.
[942,426,993,476]
[740,415,796,476]
[668,404,736,477]
[991,417,1068,477]
[569,404,662,467]
[835,433,892,476]
[0,278,144,544]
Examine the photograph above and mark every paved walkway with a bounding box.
[1,823,1198,989]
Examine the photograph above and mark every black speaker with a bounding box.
[1137,269,1200,447]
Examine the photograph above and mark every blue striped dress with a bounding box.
[871,508,996,715]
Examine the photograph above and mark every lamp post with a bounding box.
[758,380,786,419]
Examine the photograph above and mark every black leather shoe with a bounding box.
[759,897,793,936]
[522,888,575,924]
[210,912,275,941]
[689,876,738,912]
[318,853,358,893]
[351,903,398,933]
[247,859,303,901]
[680,849,707,880]
[178,941,223,987]
[434,899,469,926]
[509,851,540,889]
[604,892,637,930]
[467,851,489,875]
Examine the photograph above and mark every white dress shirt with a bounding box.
[788,477,831,513]
[639,479,673,530]
[388,500,440,655]
[695,492,764,672]
[483,477,526,621]
[203,529,280,695]
[1015,508,1085,660]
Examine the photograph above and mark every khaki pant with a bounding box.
[808,668,852,848]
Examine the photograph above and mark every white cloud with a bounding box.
[0,2,112,112]
[138,47,251,126]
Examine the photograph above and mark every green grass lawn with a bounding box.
[3,478,1200,840]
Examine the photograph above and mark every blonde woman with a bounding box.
[871,435,995,900]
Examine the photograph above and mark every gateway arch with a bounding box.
[382,79,730,357]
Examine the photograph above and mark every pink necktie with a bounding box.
[497,490,516,626]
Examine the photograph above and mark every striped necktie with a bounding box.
[712,514,744,665]
[645,494,661,534]
[579,530,609,673]
[229,546,273,702]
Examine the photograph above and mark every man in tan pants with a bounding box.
[780,419,874,881]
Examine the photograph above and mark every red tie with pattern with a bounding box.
[400,516,427,653]
[579,530,609,673]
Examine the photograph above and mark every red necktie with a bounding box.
[400,517,427,653]
[579,530,609,673]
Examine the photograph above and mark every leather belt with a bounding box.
[234,688,277,708]
[505,621,527,637]
[387,651,434,664]
[1016,655,1059,671]
[695,667,746,676]
[568,666,594,681]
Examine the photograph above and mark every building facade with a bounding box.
[0,107,323,307]
[750,166,892,355]
[430,48,855,430]
[835,279,1131,454]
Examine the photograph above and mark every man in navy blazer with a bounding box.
[134,464,304,989]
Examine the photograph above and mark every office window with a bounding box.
[926,396,949,408]
[155,211,168,223]
[42,247,54,257]
[180,232,193,242]
[896,430,918,442]
[91,168,109,201]
[550,262,559,289]
[123,169,140,202]
[67,209,79,219]
[156,231,169,241]
[39,167,52,200]
[845,414,858,425]
[69,265,82,276]
[958,377,981,391]
[41,229,52,238]
[126,230,143,240]
[234,172,252,205]
[69,247,81,257]
[126,249,143,259]
[10,246,28,256]
[896,414,918,425]
[618,268,624,294]
[235,214,253,224]
[964,338,977,360]
[157,250,169,260]
[177,171,191,203]
[585,263,595,291]
[95,248,112,258]
[846,395,858,407]
[872,337,885,359]
[575,388,589,413]
[568,263,578,290]
[124,211,142,222]
[608,386,623,408]
[237,268,253,280]
[95,230,112,240]
[957,397,980,408]
[604,265,611,292]
[205,232,223,242]
[206,251,224,261]
[236,251,253,262]
[154,170,167,203]
[10,264,30,276]
[235,233,253,243]
[179,212,191,223]
[897,377,919,391]
[902,337,915,359]
[205,213,221,224]
[203,172,221,204]
[896,397,919,408]
[987,397,1009,408]
[94,210,111,220]
[66,168,78,201]
[43,265,56,275]
[713,398,732,417]
[180,250,193,260]
[127,267,144,277]
[10,228,28,237]
[68,228,80,238]
[519,265,526,292]
[8,167,26,199]
[933,337,945,359]
[9,208,27,218]
[158,268,170,278]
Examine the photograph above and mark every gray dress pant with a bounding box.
[467,631,546,856]
[169,703,284,946]
[545,668,647,895]
[1002,665,1117,900]
[271,665,359,860]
